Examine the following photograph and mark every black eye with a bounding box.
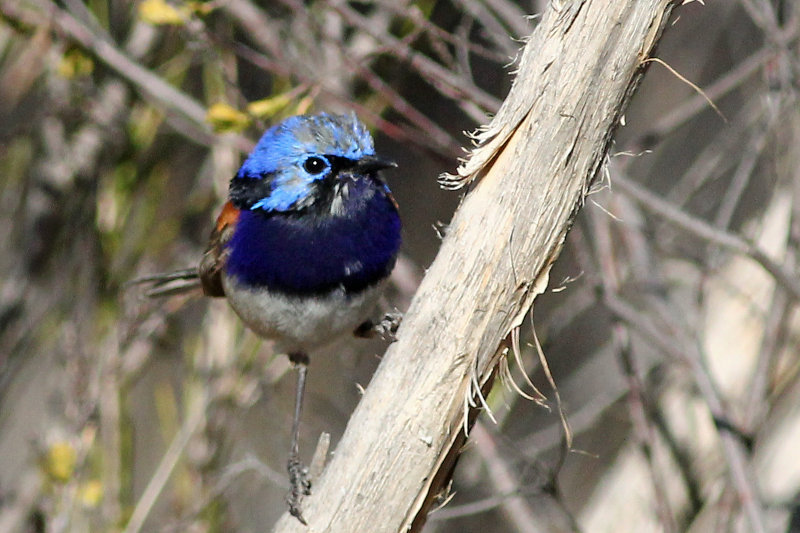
[303,156,328,175]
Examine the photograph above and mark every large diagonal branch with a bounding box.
[274,1,678,531]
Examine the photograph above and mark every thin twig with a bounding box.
[589,203,678,533]
[123,393,210,533]
[712,111,773,231]
[330,2,502,114]
[601,293,768,533]
[466,422,576,533]
[7,0,253,153]
[613,173,800,301]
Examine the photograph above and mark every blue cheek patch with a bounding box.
[251,182,305,211]
[250,168,327,212]
[251,195,288,212]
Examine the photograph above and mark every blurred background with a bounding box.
[0,0,798,532]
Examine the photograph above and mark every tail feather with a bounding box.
[126,268,202,297]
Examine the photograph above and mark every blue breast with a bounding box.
[225,184,401,296]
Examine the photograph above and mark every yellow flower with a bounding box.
[44,441,76,483]
[138,0,187,26]
[79,480,104,507]
[246,94,292,120]
[57,49,94,79]
[206,102,251,133]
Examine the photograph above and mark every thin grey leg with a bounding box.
[286,352,311,524]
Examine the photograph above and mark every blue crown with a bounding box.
[238,112,375,177]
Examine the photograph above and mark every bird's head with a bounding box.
[229,113,395,215]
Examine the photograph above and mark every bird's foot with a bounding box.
[287,455,312,524]
[354,311,403,340]
[375,310,403,339]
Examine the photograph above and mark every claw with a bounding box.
[353,311,403,340]
[287,456,311,524]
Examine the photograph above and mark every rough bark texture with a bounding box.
[273,1,677,531]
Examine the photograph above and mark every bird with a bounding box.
[132,112,402,522]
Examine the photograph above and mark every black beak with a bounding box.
[355,155,397,173]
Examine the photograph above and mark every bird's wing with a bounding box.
[199,201,239,298]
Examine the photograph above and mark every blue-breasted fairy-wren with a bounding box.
[136,112,401,522]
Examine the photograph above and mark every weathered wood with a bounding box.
[273,1,677,531]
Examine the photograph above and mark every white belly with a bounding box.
[222,275,384,354]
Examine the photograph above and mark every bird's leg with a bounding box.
[286,351,311,524]
[353,310,403,340]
